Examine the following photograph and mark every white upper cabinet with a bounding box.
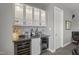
[33,8,40,26]
[14,4,23,25]
[13,4,46,27]
[40,10,46,26]
[25,5,33,26]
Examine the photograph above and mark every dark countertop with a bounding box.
[30,34,50,39]
[13,38,31,42]
[13,34,50,42]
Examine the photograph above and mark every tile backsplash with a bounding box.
[20,26,47,35]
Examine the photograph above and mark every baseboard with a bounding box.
[47,48,56,53]
[63,41,71,47]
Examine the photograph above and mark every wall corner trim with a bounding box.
[63,41,71,47]
[47,48,56,53]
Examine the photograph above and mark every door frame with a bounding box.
[54,6,64,51]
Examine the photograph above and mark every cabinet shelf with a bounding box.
[13,24,46,27]
[17,48,30,53]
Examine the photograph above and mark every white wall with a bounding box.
[72,11,79,31]
[46,3,72,51]
[0,3,14,54]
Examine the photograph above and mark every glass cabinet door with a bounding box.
[14,4,23,25]
[25,5,33,26]
[33,8,40,26]
[41,10,46,26]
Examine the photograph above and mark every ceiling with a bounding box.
[26,3,50,10]
[41,3,79,12]
[26,3,79,12]
[61,3,79,12]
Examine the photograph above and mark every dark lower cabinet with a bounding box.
[13,40,31,55]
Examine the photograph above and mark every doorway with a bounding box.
[54,6,64,50]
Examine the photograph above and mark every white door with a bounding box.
[54,6,63,50]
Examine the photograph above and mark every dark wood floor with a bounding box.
[41,43,76,55]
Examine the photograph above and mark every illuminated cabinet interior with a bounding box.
[33,8,40,26]
[40,10,46,26]
[14,4,23,26]
[25,5,33,26]
[12,26,22,41]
